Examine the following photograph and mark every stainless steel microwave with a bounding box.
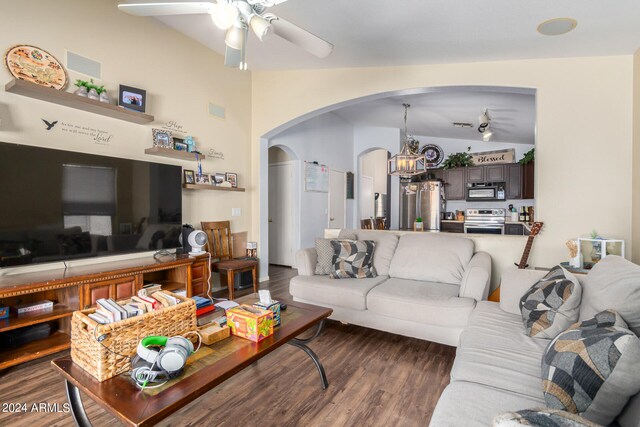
[466,182,506,201]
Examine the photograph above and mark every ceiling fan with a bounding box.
[118,1,334,70]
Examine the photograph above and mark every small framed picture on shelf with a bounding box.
[152,128,173,149]
[225,172,238,188]
[183,169,195,184]
[118,84,146,112]
[173,137,187,151]
[195,174,209,185]
[213,173,225,186]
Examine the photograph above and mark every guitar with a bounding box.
[515,222,544,269]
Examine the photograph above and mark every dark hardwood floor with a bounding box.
[0,266,456,427]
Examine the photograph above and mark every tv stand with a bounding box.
[0,254,204,370]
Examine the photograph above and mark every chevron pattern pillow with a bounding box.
[330,239,377,279]
[519,266,582,338]
[541,310,640,425]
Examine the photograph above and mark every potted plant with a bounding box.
[519,148,535,165]
[414,217,424,232]
[442,147,474,169]
[74,79,110,103]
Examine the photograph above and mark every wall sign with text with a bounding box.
[470,148,515,165]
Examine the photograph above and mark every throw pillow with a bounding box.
[314,238,334,275]
[493,408,600,427]
[330,239,377,279]
[579,255,640,336]
[541,310,640,425]
[519,266,582,339]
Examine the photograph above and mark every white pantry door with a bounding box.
[268,163,294,266]
[328,169,346,229]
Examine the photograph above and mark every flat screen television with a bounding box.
[0,142,182,268]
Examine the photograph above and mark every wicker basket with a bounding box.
[70,292,196,382]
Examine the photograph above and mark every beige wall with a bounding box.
[0,0,252,260]
[252,56,635,282]
[633,49,640,264]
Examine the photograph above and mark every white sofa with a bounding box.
[430,263,640,427]
[290,230,492,347]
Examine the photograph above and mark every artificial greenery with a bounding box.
[519,148,535,165]
[442,148,474,169]
[415,217,423,223]
[74,79,106,94]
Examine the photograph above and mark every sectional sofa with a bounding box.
[431,256,640,426]
[290,230,492,347]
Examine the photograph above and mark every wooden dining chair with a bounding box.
[374,218,386,230]
[360,219,374,229]
[200,221,258,300]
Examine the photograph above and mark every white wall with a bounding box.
[0,0,252,271]
[361,149,389,195]
[267,112,354,254]
[353,126,401,229]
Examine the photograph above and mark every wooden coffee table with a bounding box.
[51,297,332,427]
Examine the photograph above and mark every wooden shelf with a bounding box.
[0,304,73,333]
[145,147,204,161]
[0,331,70,370]
[158,281,185,293]
[5,78,154,124]
[183,184,245,192]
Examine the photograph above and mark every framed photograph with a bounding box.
[213,173,225,186]
[183,169,195,184]
[118,84,146,112]
[174,138,187,151]
[152,128,173,149]
[225,172,238,188]
[195,174,209,185]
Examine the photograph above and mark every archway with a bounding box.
[257,85,535,277]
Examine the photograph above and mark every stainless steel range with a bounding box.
[464,208,506,234]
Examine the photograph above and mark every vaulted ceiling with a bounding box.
[150,0,640,70]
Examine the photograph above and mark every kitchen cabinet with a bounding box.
[522,161,535,199]
[441,221,464,233]
[429,168,444,181]
[506,164,522,199]
[466,166,485,183]
[443,168,465,200]
[485,165,505,182]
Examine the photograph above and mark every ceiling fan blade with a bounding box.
[267,15,333,58]
[117,2,215,17]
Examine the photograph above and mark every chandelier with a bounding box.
[388,104,427,178]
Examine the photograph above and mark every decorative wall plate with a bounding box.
[420,144,444,168]
[4,44,68,90]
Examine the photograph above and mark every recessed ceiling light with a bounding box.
[537,18,578,36]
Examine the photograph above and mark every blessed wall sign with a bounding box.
[470,149,515,165]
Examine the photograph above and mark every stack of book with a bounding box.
[192,296,232,327]
[88,291,180,324]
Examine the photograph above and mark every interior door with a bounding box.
[359,174,374,222]
[328,169,346,229]
[268,163,294,266]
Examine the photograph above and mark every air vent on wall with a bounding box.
[208,102,226,119]
[66,51,101,79]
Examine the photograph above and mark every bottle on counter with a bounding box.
[519,207,525,222]
[524,208,530,223]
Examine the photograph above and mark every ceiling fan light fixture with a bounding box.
[211,3,239,30]
[225,25,244,50]
[250,14,272,40]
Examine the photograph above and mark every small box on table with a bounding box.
[0,306,8,319]
[226,304,274,342]
[253,300,281,327]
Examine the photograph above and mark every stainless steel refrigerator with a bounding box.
[400,180,445,230]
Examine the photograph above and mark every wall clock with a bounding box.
[4,44,68,90]
[420,144,444,168]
